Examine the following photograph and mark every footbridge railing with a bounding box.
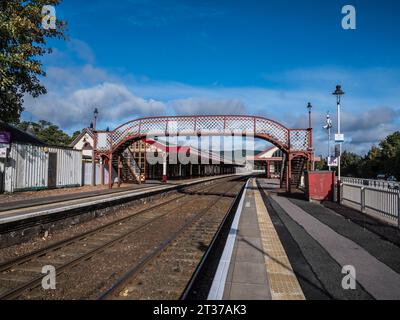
[95,115,311,155]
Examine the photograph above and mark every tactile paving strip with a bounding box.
[252,179,305,300]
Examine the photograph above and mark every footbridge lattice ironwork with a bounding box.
[95,115,311,154]
[94,115,313,192]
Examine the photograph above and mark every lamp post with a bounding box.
[332,85,344,179]
[307,102,312,128]
[323,112,333,171]
[332,85,344,203]
[307,102,314,170]
[92,108,99,186]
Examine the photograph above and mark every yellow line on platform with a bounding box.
[252,179,305,300]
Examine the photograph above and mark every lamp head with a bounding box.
[332,85,345,97]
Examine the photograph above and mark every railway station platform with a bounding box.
[0,175,237,226]
[209,178,400,300]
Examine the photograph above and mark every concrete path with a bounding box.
[270,194,400,300]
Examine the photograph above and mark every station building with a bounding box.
[70,128,242,185]
[69,128,95,160]
[246,146,285,178]
[130,138,239,181]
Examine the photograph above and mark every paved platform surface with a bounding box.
[0,178,218,212]
[210,178,400,300]
[0,175,235,225]
[0,182,159,212]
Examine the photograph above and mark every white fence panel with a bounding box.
[341,181,400,227]
[364,188,399,221]
[0,159,4,193]
[342,177,399,190]
[82,162,117,186]
[342,184,362,208]
[3,143,82,193]
[5,144,48,192]
[49,147,82,188]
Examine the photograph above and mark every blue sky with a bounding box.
[23,0,400,155]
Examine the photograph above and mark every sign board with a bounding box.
[335,133,345,143]
[335,144,341,158]
[328,156,338,167]
[0,132,11,144]
[0,147,7,159]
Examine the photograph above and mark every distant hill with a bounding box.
[217,149,264,159]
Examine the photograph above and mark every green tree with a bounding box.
[18,120,71,146]
[0,0,66,123]
[70,130,81,143]
[328,131,400,180]
[314,157,328,171]
[394,149,400,180]
[360,146,382,178]
[380,131,400,158]
[379,131,400,179]
[341,151,362,177]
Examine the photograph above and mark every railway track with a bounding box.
[0,176,245,300]
[101,178,245,300]
[0,175,235,215]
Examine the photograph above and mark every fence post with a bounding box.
[361,187,365,213]
[398,192,400,229]
[340,182,344,204]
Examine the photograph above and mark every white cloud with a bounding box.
[24,82,166,129]
[23,61,400,156]
[170,97,246,115]
[341,106,399,133]
[67,39,96,64]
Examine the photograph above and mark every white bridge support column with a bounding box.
[162,152,168,183]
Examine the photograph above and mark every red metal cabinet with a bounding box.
[305,171,335,201]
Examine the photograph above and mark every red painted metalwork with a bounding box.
[100,161,104,185]
[92,130,98,187]
[96,115,310,153]
[95,115,313,191]
[117,155,122,188]
[108,153,113,189]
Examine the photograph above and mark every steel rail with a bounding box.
[0,175,236,215]
[180,179,247,300]
[0,175,232,214]
[0,178,232,300]
[99,179,244,300]
[0,177,226,272]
